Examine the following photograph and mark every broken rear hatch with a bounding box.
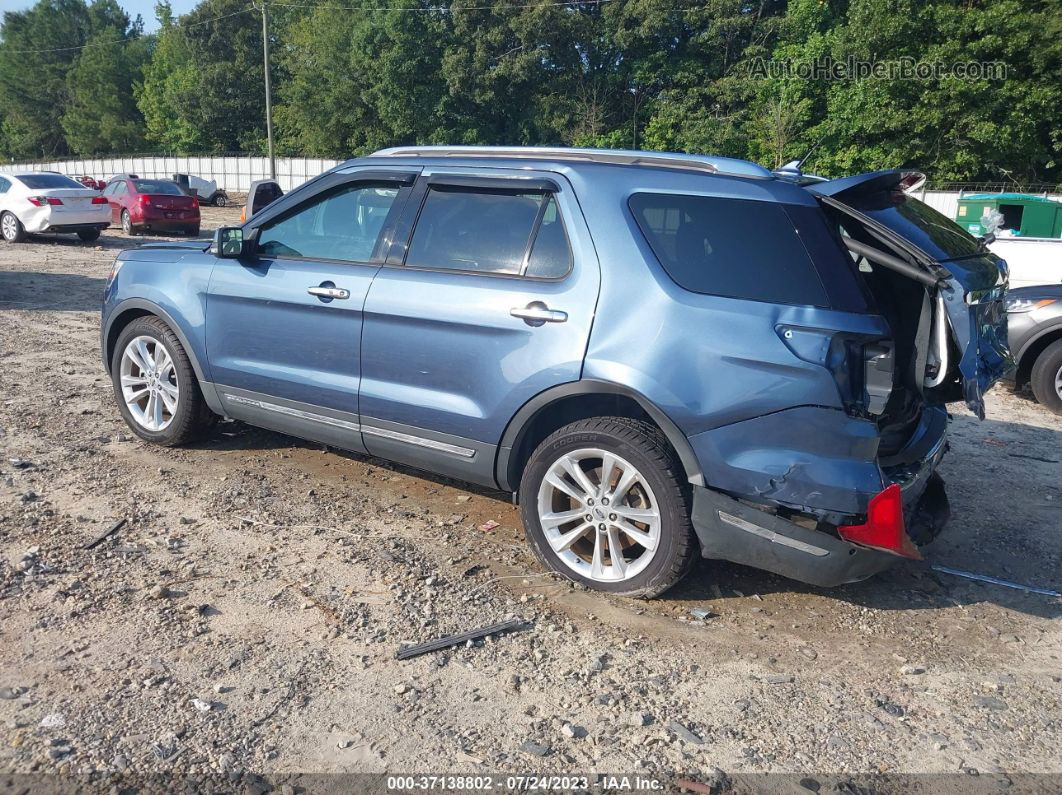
[808,171,1012,418]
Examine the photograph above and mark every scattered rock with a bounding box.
[974,695,1007,710]
[628,711,653,727]
[900,664,927,675]
[560,723,586,739]
[190,698,212,712]
[799,647,818,660]
[764,674,794,685]
[39,713,65,729]
[394,683,411,695]
[667,720,704,745]
[518,740,551,757]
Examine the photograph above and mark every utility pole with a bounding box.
[261,1,276,179]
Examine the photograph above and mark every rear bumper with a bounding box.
[23,206,111,232]
[691,474,950,587]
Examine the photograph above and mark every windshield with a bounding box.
[843,189,983,261]
[15,174,86,190]
[133,180,184,196]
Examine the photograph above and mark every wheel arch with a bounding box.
[103,299,206,383]
[1014,321,1062,389]
[495,380,704,494]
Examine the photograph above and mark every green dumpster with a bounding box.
[955,193,1062,238]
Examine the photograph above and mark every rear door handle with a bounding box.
[510,301,567,326]
[307,286,350,300]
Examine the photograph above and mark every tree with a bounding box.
[62,26,149,154]
[137,0,270,152]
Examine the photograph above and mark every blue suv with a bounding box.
[101,147,1010,597]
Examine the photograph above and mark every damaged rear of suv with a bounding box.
[677,169,1011,589]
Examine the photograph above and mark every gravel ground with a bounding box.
[0,209,1060,793]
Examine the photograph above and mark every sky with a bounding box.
[1,0,201,32]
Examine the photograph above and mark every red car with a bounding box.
[73,175,105,191]
[102,176,200,236]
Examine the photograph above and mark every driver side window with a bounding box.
[256,183,400,262]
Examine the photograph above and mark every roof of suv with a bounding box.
[367,146,775,180]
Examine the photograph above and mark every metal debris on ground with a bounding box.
[83,518,128,550]
[396,618,526,660]
[689,608,716,620]
[478,520,500,532]
[931,564,1061,598]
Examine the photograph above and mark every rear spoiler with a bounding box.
[806,169,926,199]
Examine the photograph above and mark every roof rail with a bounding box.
[369,146,773,179]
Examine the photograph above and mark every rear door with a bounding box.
[205,167,418,452]
[358,170,600,487]
[809,172,1012,418]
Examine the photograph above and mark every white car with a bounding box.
[0,172,111,243]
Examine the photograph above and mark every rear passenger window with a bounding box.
[629,193,829,306]
[257,183,399,262]
[405,188,571,277]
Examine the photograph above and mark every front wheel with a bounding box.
[1,211,26,243]
[1030,338,1062,415]
[110,316,216,446]
[211,193,227,207]
[519,417,697,598]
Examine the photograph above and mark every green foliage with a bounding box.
[137,0,270,152]
[0,0,1059,183]
[63,26,150,154]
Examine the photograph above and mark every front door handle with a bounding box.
[307,285,350,300]
[510,301,568,327]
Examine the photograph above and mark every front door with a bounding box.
[359,170,600,486]
[206,167,418,452]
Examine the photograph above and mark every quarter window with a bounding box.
[405,187,571,277]
[629,193,829,306]
[257,183,401,262]
[0,177,10,194]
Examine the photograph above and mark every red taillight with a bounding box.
[191,197,199,209]
[838,484,921,559]
[138,194,150,206]
[91,196,107,205]
[28,196,62,206]
[47,197,63,205]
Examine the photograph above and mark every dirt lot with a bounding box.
[1,207,1060,793]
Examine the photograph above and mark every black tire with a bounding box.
[121,209,136,236]
[1029,338,1062,416]
[1,211,26,243]
[77,228,101,242]
[186,226,201,237]
[211,193,227,207]
[110,316,216,446]
[519,417,697,598]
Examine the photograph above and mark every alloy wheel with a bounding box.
[119,335,178,431]
[1055,363,1062,400]
[121,211,132,235]
[536,448,661,583]
[1,213,17,241]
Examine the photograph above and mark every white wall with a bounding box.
[4,154,343,192]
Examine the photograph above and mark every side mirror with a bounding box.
[211,227,246,258]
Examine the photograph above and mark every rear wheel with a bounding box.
[77,229,101,242]
[211,193,227,207]
[519,417,696,598]
[1,211,26,243]
[121,209,135,236]
[110,316,216,446]
[186,226,201,237]
[1030,338,1062,415]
